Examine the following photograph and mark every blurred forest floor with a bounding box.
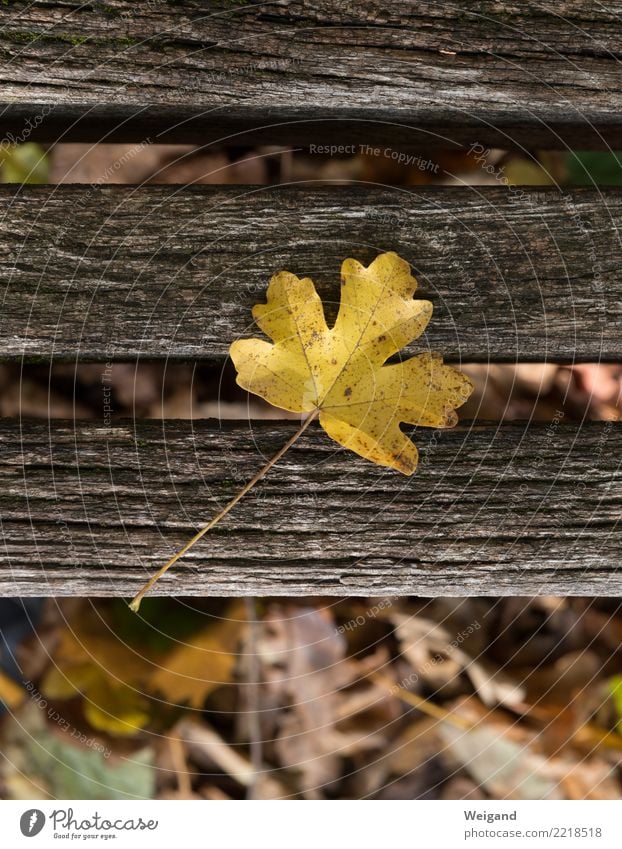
[0,142,621,800]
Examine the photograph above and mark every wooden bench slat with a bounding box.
[2,2,622,147]
[0,419,620,597]
[1,185,621,363]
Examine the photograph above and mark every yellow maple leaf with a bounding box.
[129,253,475,610]
[230,252,473,474]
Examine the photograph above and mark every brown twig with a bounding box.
[244,596,263,800]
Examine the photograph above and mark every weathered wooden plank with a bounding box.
[1,185,620,363]
[2,1,622,147]
[0,419,620,597]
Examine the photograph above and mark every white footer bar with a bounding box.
[1,799,618,848]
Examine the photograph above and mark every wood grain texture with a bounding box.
[1,419,619,597]
[2,1,622,147]
[1,184,621,363]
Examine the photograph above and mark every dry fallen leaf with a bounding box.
[149,602,246,708]
[42,624,153,737]
[42,602,245,734]
[230,252,473,474]
[257,605,384,798]
[0,669,25,709]
[440,721,564,800]
[391,613,525,709]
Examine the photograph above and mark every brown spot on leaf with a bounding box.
[344,387,352,397]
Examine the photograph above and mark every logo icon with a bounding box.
[20,810,45,837]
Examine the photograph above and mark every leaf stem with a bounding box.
[129,409,320,612]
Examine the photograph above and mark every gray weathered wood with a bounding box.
[2,185,622,363]
[2,1,622,147]
[0,419,620,597]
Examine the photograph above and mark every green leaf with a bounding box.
[3,703,156,800]
[566,151,622,186]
